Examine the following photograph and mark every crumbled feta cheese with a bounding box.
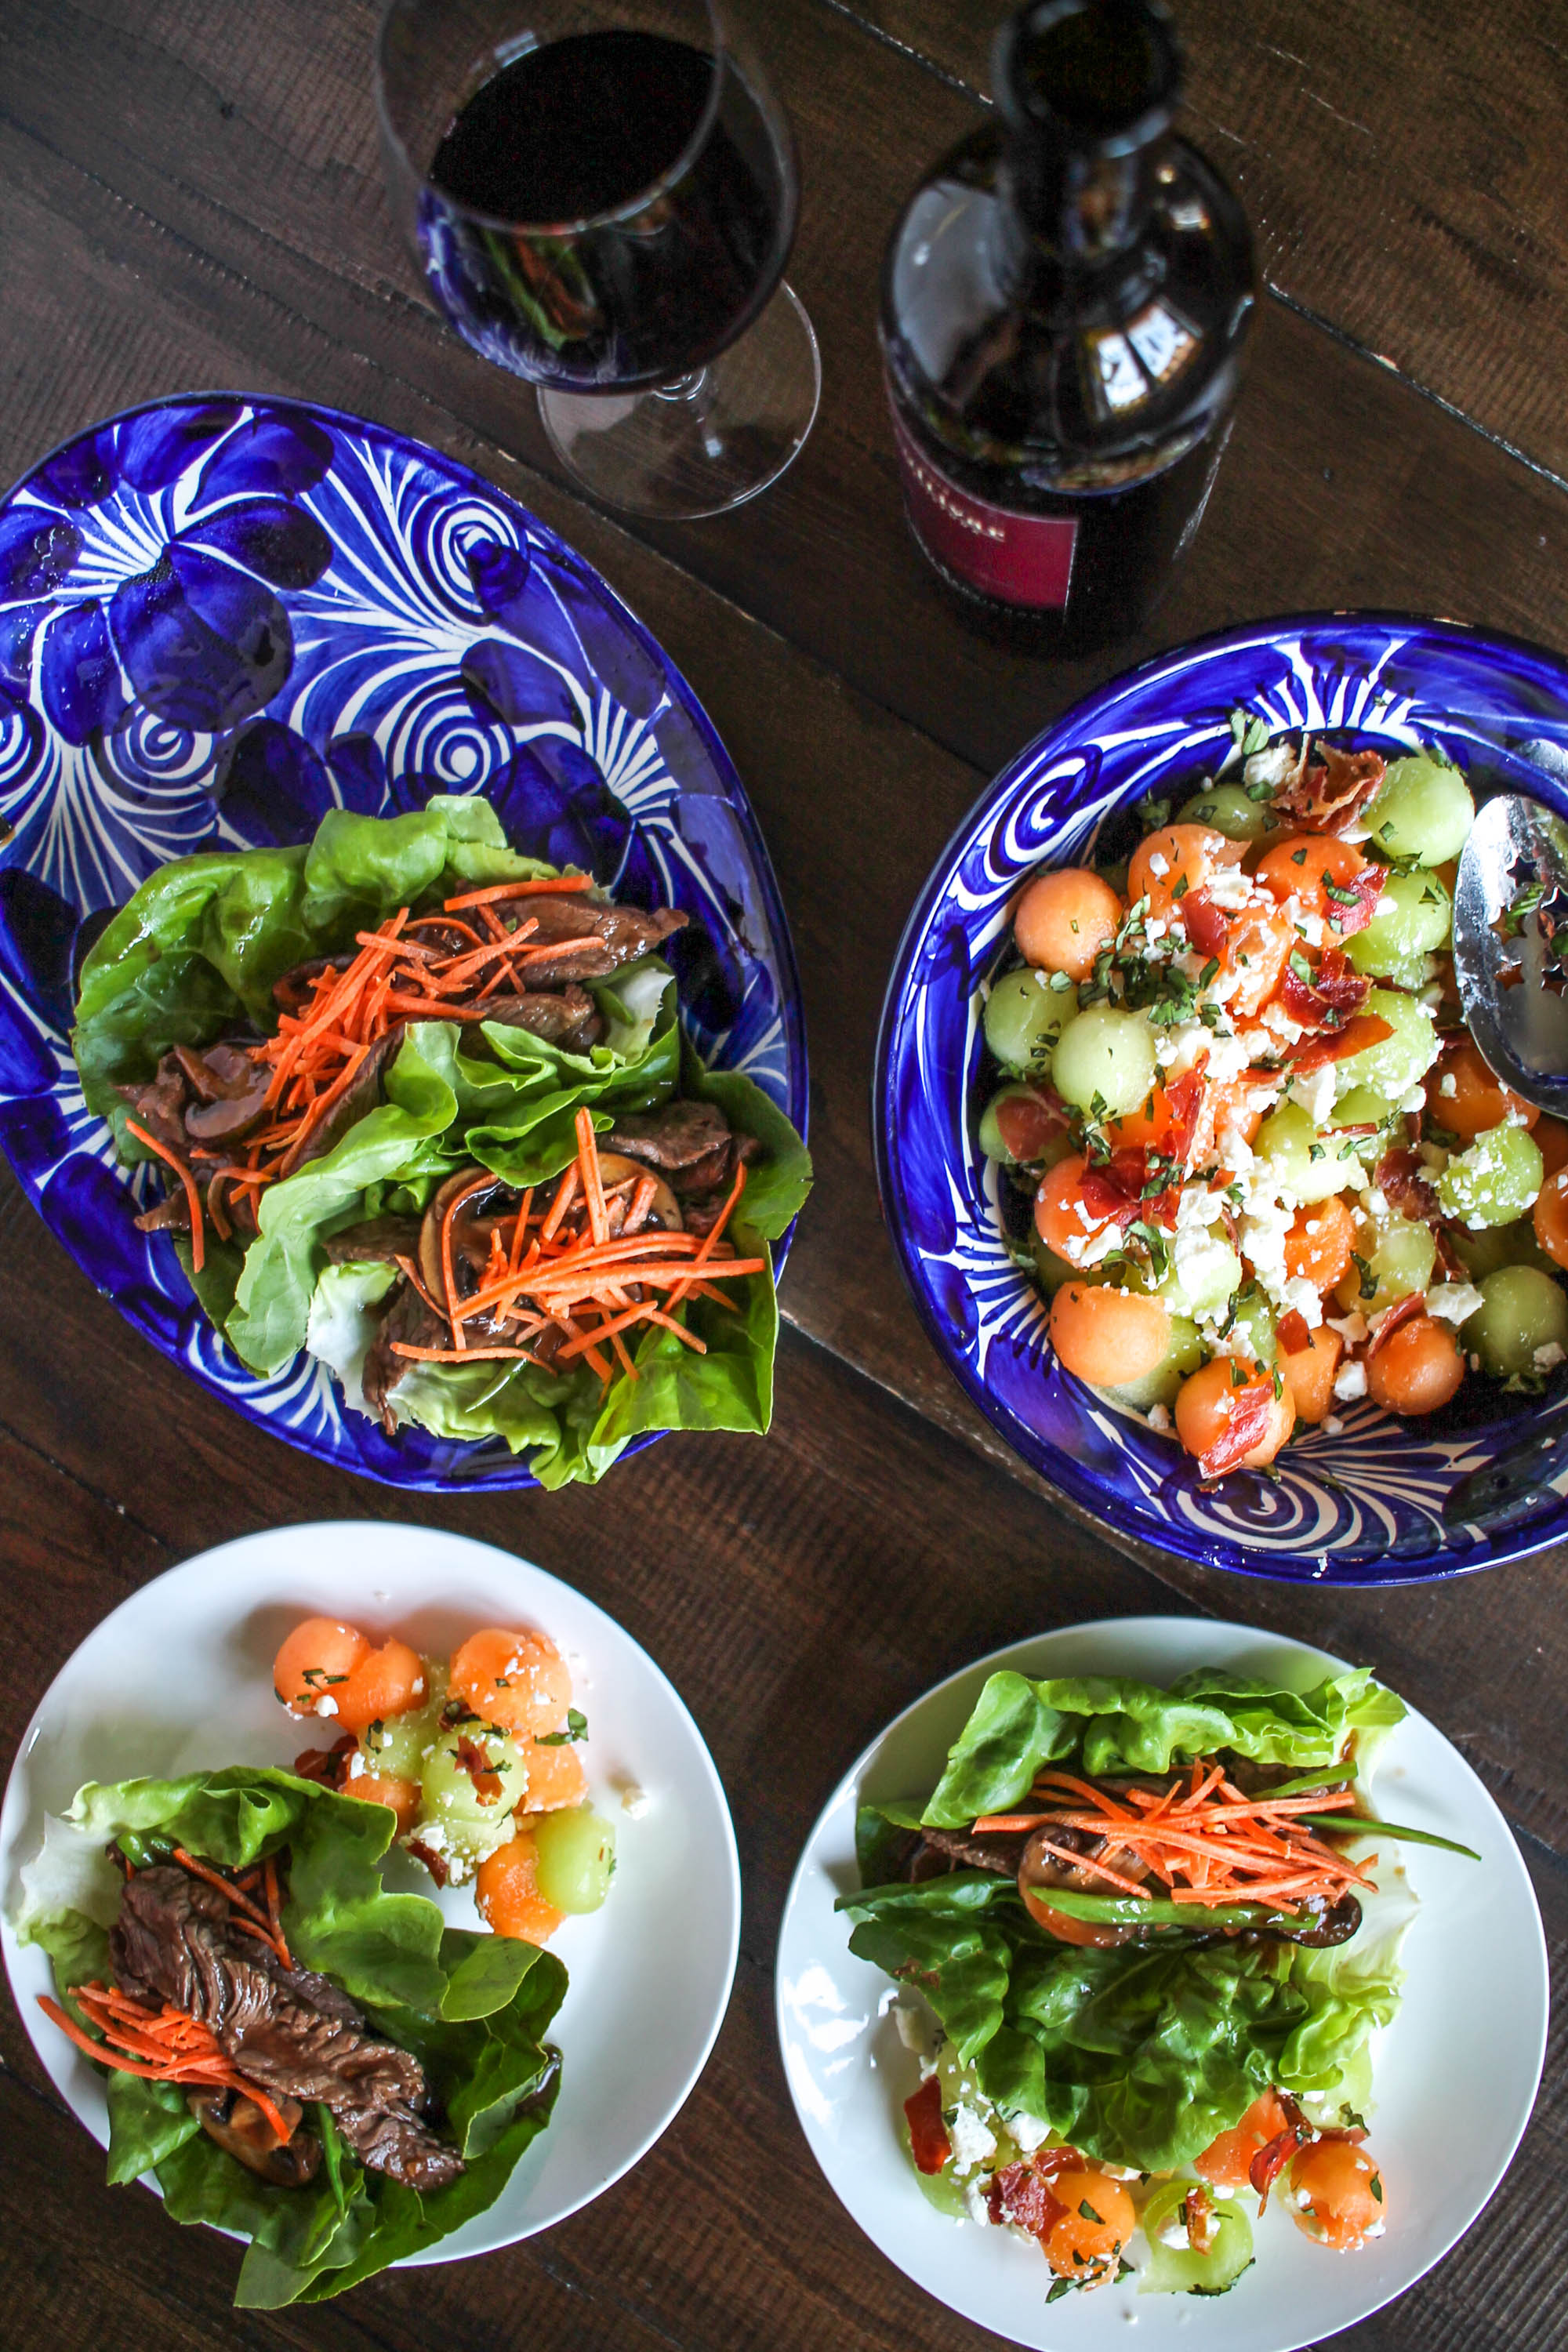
[1282,1275,1324,1328]
[1156,2212,1192,2251]
[948,2102,997,2172]
[1147,851,1170,878]
[1425,1283,1483,1326]
[1007,2111,1053,2158]
[619,1782,652,1818]
[314,1693,339,1719]
[1204,862,1256,912]
[1399,1084,1428,1115]
[1334,1358,1368,1402]
[1323,1414,1345,1436]
[1361,1186,1388,1217]
[1439,1073,1457,1099]
[1244,742,1296,790]
[1327,1311,1369,1345]
[965,2178,993,2227]
[1535,1341,1566,1372]
[1145,1402,1172,1432]
[1287,1061,1338,1125]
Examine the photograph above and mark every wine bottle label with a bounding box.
[891,406,1077,611]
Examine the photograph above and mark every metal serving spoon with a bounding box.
[1444,786,1568,1530]
[1451,789,1568,1117]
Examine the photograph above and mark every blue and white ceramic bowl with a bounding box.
[876,612,1568,1584]
[0,394,806,1490]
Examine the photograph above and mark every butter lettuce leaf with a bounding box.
[71,798,811,1485]
[844,1662,1414,2170]
[15,1770,565,2305]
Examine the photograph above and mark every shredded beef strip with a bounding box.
[507,896,688,985]
[320,1214,425,1266]
[481,983,604,1052]
[276,1025,405,1178]
[606,1099,732,1172]
[110,1866,464,2192]
[362,1282,451,1432]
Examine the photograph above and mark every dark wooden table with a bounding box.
[2,2,1565,2347]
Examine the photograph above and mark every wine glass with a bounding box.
[375,0,820,518]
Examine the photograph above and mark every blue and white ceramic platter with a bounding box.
[876,612,1568,1584]
[0,394,806,1490]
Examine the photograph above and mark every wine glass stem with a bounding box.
[653,368,724,459]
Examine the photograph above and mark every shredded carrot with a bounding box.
[171,1846,289,1962]
[576,1107,610,1245]
[125,1121,205,1273]
[996,1760,1378,1912]
[39,1989,292,2145]
[389,1341,539,1364]
[441,877,595,909]
[263,1853,292,1973]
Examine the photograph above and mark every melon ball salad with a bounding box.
[274,1617,615,1945]
[901,2038,1387,2295]
[978,720,1568,1479]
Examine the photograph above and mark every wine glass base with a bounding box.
[538,282,821,520]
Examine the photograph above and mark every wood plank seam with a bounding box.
[0,1408,176,1563]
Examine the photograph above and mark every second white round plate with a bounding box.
[1,1521,741,2263]
[776,1614,1547,2352]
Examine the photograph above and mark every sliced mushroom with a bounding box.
[180,1044,271,1144]
[187,2087,321,2186]
[418,1169,506,1304]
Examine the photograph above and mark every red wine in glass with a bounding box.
[376,1,820,517]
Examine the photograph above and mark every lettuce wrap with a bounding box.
[71,797,811,1486]
[15,1767,566,2305]
[840,1665,1413,2173]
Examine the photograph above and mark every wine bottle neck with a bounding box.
[1003,133,1156,266]
[990,0,1178,279]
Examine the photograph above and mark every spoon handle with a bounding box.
[1442,1411,1568,1532]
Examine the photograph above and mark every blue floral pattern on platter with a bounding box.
[0,394,807,1491]
[876,612,1568,1584]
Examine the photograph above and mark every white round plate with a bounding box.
[776,1614,1548,2351]
[1,1521,740,2264]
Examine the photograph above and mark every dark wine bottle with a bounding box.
[880,0,1254,652]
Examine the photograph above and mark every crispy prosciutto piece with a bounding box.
[1285,1011,1392,1074]
[1080,1146,1181,1234]
[1278,946,1370,1029]
[455,1733,505,1804]
[1198,1373,1278,1481]
[1276,1308,1313,1356]
[1250,2118,1310,2212]
[1160,1062,1208,1167]
[1179,887,1231,961]
[903,2076,951,2176]
[1272,742,1386,833]
[993,1083,1073,1165]
[1321,861,1386,939]
[985,2159,1067,2237]
[1368,1289,1426,1355]
[1375,1145,1440,1224]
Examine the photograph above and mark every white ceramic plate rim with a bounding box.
[0,1522,742,2265]
[776,1613,1548,2352]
